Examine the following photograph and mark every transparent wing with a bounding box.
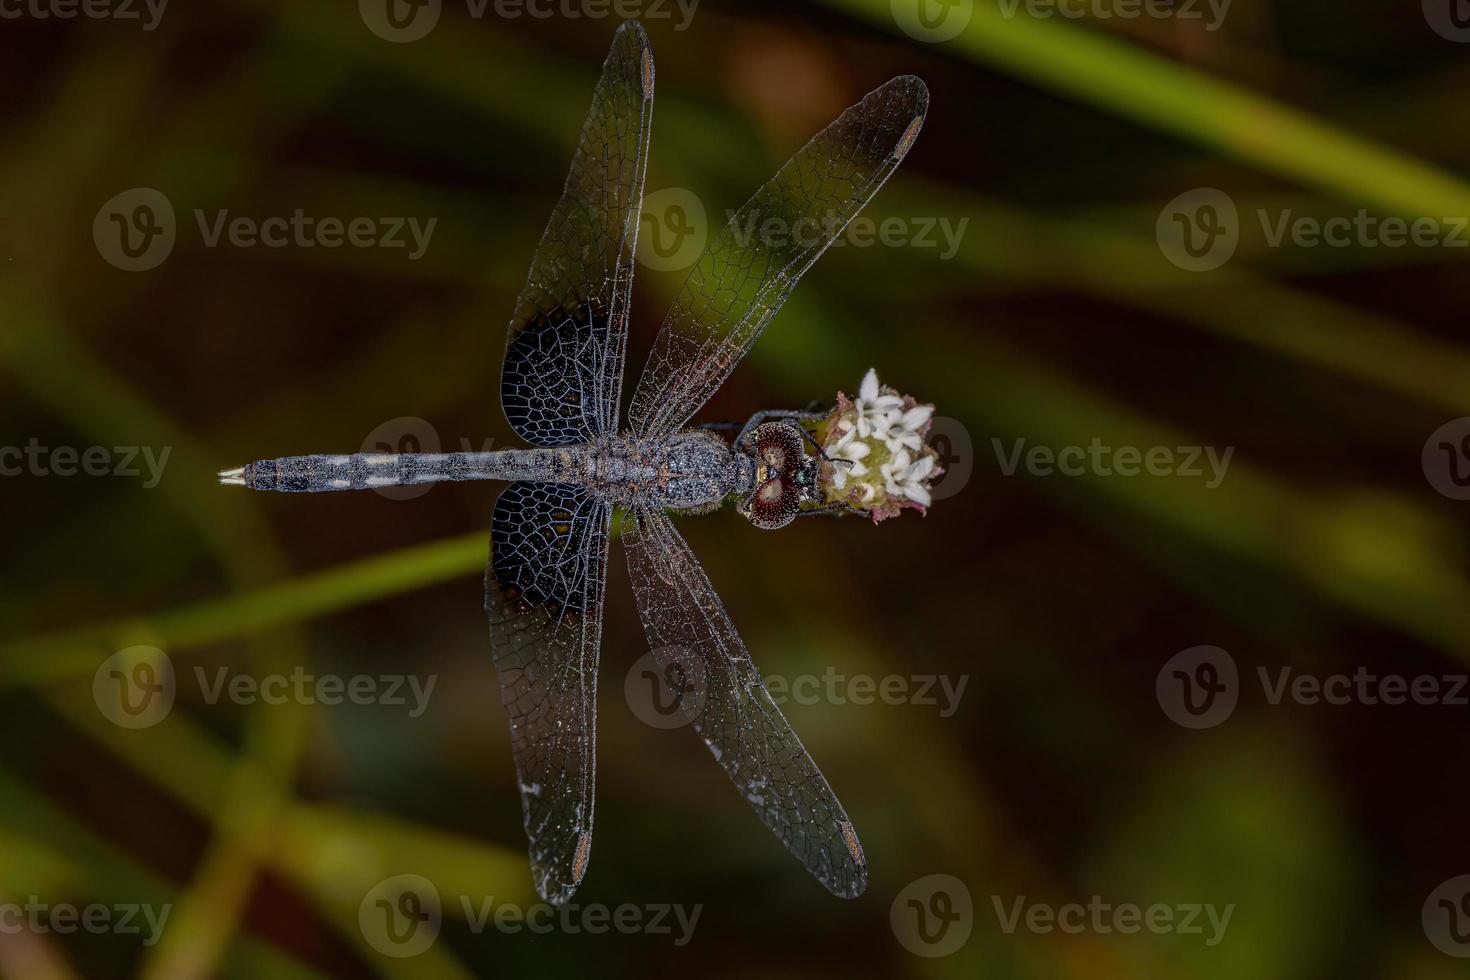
[502,21,654,446]
[623,506,868,898]
[627,75,928,440]
[486,481,611,904]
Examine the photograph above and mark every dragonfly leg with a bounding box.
[734,408,828,451]
[796,501,864,519]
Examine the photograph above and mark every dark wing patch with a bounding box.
[502,21,653,445]
[486,481,610,904]
[502,299,606,449]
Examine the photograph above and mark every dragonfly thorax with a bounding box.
[588,430,748,513]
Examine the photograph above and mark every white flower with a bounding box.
[884,403,935,454]
[854,368,903,438]
[819,367,941,518]
[828,429,871,490]
[880,448,935,507]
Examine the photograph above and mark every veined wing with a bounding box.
[486,481,610,904]
[627,75,928,440]
[623,506,868,898]
[502,21,654,446]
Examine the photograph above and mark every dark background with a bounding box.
[3,0,1470,977]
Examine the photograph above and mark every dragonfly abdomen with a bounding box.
[220,449,572,492]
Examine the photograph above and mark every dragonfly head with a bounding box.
[737,422,823,530]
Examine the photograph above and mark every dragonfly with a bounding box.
[220,21,927,904]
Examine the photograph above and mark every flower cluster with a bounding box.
[817,369,941,521]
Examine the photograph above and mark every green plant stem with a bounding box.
[0,530,489,686]
[825,0,1470,219]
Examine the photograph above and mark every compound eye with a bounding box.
[753,423,803,473]
[745,477,797,529]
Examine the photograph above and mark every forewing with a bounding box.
[486,481,611,904]
[502,21,654,446]
[628,75,928,439]
[623,506,868,898]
